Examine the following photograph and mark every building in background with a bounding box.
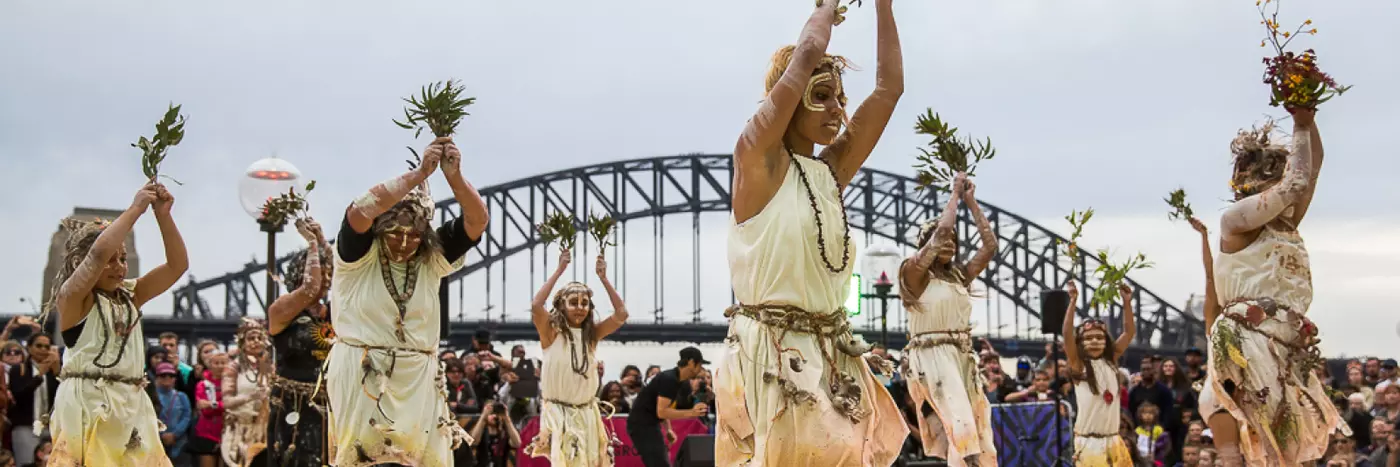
[40,207,140,311]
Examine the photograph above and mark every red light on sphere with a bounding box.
[239,158,302,220]
[251,170,295,180]
[875,272,892,286]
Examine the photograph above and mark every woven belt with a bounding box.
[906,328,973,352]
[724,303,850,336]
[59,370,148,387]
[725,303,870,424]
[1075,431,1118,439]
[544,398,596,409]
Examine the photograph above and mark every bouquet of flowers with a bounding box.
[1088,250,1152,309]
[134,103,187,184]
[912,109,996,192]
[1257,0,1350,110]
[393,79,476,161]
[537,211,578,250]
[587,213,617,254]
[260,181,317,227]
[1164,188,1194,221]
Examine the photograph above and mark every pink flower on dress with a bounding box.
[1103,390,1114,405]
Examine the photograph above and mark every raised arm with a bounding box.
[439,141,489,241]
[962,180,997,286]
[1188,218,1221,331]
[899,174,964,298]
[532,249,570,349]
[1286,111,1323,226]
[1219,115,1314,239]
[344,143,441,233]
[134,185,188,308]
[1062,281,1082,373]
[55,184,157,331]
[823,0,905,185]
[593,255,628,340]
[1114,285,1136,355]
[268,221,325,335]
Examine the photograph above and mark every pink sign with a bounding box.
[516,417,710,467]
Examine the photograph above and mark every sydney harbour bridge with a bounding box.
[148,154,1203,357]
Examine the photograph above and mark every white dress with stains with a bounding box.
[1072,359,1132,467]
[525,327,611,466]
[901,275,996,466]
[717,155,908,467]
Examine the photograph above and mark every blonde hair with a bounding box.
[764,45,856,96]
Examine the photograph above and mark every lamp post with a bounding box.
[237,157,301,311]
[861,244,902,348]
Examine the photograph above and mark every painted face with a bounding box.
[789,73,846,146]
[934,231,957,264]
[242,330,268,355]
[381,225,422,262]
[563,292,592,328]
[96,246,130,292]
[1081,328,1108,358]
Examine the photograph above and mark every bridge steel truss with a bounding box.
[169,154,1202,350]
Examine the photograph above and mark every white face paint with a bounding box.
[382,177,408,196]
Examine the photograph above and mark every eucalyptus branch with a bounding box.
[537,211,578,251]
[1165,188,1194,221]
[911,109,996,192]
[134,103,187,184]
[260,181,317,227]
[1088,250,1153,309]
[1058,208,1094,279]
[587,213,617,254]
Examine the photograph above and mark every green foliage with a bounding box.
[1058,208,1094,277]
[1165,188,1194,221]
[393,80,476,139]
[1088,250,1152,309]
[260,181,317,227]
[537,211,578,250]
[588,213,617,253]
[911,109,995,192]
[134,103,186,184]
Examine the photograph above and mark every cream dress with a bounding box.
[1072,359,1131,467]
[327,241,469,467]
[525,327,611,466]
[901,275,996,466]
[1200,226,1345,465]
[717,155,908,467]
[48,280,172,467]
[222,361,269,467]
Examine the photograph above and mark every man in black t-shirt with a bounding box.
[627,347,710,467]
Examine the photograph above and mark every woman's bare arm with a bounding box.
[962,181,997,286]
[901,175,963,298]
[593,255,628,340]
[56,185,156,331]
[1062,281,1082,373]
[532,249,570,349]
[1287,115,1323,226]
[823,0,904,186]
[732,1,839,222]
[1219,119,1313,240]
[439,142,489,241]
[1114,285,1136,355]
[1189,218,1221,332]
[269,223,324,335]
[134,186,188,308]
[345,144,441,233]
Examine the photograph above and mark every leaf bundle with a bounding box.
[1088,250,1153,309]
[537,211,578,250]
[911,109,995,192]
[260,181,317,227]
[1058,208,1094,277]
[134,103,187,184]
[1164,188,1194,221]
[587,213,617,253]
[393,80,476,139]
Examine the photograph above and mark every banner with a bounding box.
[516,416,710,467]
[990,401,1073,467]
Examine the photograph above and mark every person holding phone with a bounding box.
[627,348,710,467]
[469,401,521,467]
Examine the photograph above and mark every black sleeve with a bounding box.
[437,217,481,264]
[337,214,376,263]
[653,376,679,405]
[673,382,695,410]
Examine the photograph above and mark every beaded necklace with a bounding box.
[377,243,421,342]
[91,289,142,369]
[783,145,852,274]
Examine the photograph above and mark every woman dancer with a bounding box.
[46,182,186,466]
[222,319,273,467]
[265,219,334,467]
[1063,281,1137,467]
[327,139,486,466]
[899,174,997,467]
[1202,109,1344,466]
[717,0,906,465]
[524,249,628,466]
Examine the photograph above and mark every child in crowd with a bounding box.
[1135,402,1172,465]
[191,351,227,467]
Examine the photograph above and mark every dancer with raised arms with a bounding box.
[327,138,487,466]
[899,173,998,467]
[47,182,187,466]
[1063,281,1137,467]
[265,218,335,467]
[717,0,907,464]
[1202,109,1346,466]
[524,247,629,466]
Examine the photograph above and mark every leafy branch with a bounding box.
[1165,188,1194,221]
[588,213,617,254]
[537,211,578,250]
[134,103,187,185]
[393,80,475,139]
[1058,208,1094,278]
[912,109,995,192]
[1088,250,1152,309]
[260,181,317,227]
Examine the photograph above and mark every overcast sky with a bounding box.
[2,1,1395,357]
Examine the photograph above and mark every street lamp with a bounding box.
[861,244,902,348]
[237,157,301,309]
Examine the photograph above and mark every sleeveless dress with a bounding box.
[48,280,172,467]
[1200,226,1345,465]
[327,240,468,467]
[525,327,611,466]
[223,360,269,467]
[1072,359,1131,467]
[268,309,334,467]
[717,155,907,467]
[900,275,996,466]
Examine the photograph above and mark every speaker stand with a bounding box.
[1050,331,1067,467]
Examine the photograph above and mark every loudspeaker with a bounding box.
[676,435,715,467]
[1040,289,1070,335]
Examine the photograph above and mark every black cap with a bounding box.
[680,347,710,365]
[1185,347,1203,356]
[1383,358,1398,369]
[474,329,492,342]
